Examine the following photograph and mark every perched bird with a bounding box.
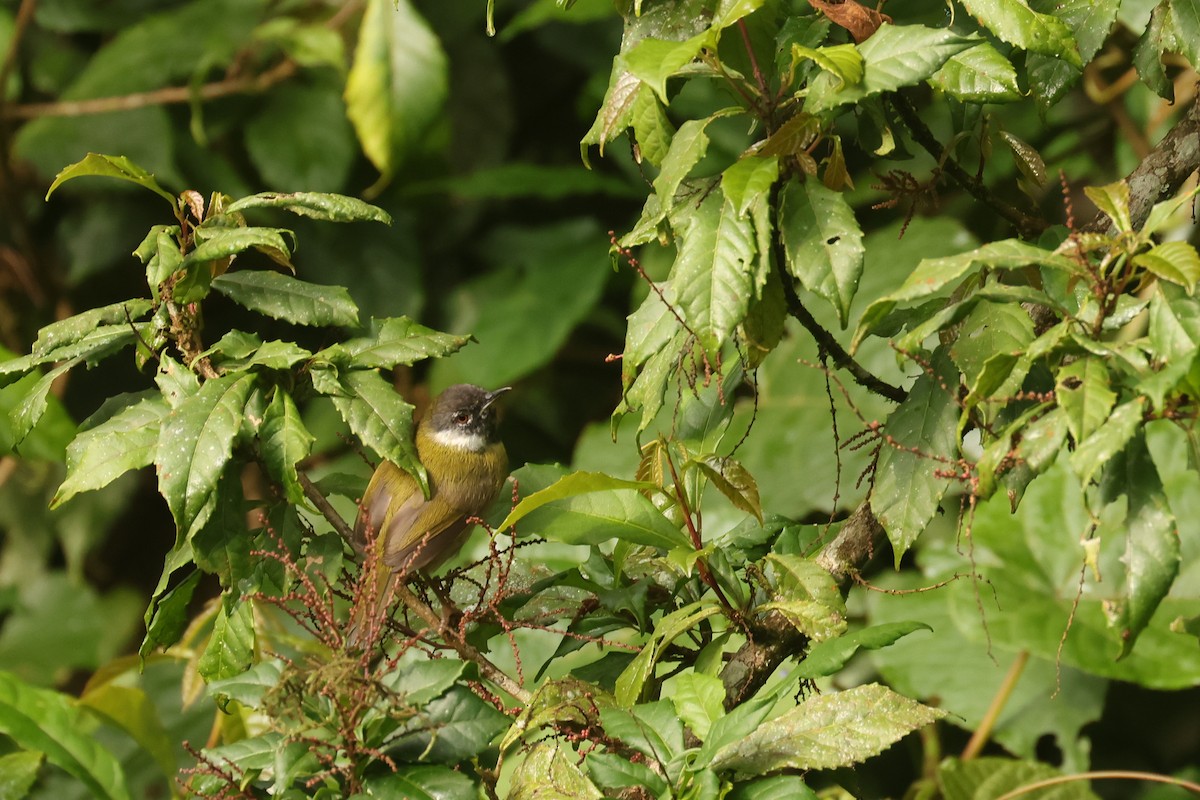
[354,383,510,574]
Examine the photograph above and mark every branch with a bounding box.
[768,187,907,403]
[1114,87,1200,231]
[299,473,532,704]
[3,60,298,120]
[890,92,1048,239]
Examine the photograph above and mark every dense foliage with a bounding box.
[1,0,1199,798]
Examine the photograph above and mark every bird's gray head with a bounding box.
[424,384,509,452]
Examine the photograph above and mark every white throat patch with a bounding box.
[431,427,489,452]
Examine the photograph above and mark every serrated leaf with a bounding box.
[780,179,865,326]
[722,155,779,217]
[670,186,756,353]
[196,599,255,684]
[329,369,424,493]
[709,683,945,772]
[622,30,714,102]
[854,239,1077,347]
[959,0,1083,66]
[363,766,478,800]
[586,752,670,797]
[509,741,603,800]
[616,603,723,705]
[211,271,359,327]
[222,192,391,223]
[939,757,1101,800]
[32,300,153,357]
[156,372,256,542]
[928,42,1020,102]
[1056,357,1116,444]
[341,316,471,369]
[796,621,932,679]
[693,454,763,522]
[45,152,175,206]
[0,750,43,799]
[581,68,641,164]
[871,350,960,564]
[54,393,167,507]
[185,226,294,270]
[0,325,136,390]
[1070,398,1145,487]
[792,42,864,86]
[1135,240,1200,292]
[0,671,131,800]
[806,24,974,113]
[344,0,447,178]
[1084,181,1132,233]
[259,388,313,505]
[670,672,725,740]
[652,116,714,211]
[1099,432,1180,659]
[599,701,685,766]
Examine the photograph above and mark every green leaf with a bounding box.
[245,83,357,193]
[856,239,1076,341]
[599,701,684,767]
[344,0,447,178]
[586,752,670,798]
[949,301,1035,390]
[622,30,714,102]
[211,270,360,327]
[1084,181,1132,233]
[806,25,974,113]
[1056,357,1116,444]
[616,603,723,705]
[31,300,153,357]
[652,116,714,213]
[389,686,509,763]
[196,598,255,684]
[795,621,932,679]
[329,369,424,493]
[669,186,756,353]
[516,483,691,550]
[45,152,175,206]
[928,42,1020,102]
[259,388,313,505]
[499,471,655,530]
[1135,240,1200,292]
[0,671,131,800]
[141,560,200,656]
[668,672,725,741]
[1099,432,1180,659]
[156,372,256,542]
[1,324,136,390]
[629,84,675,167]
[80,683,176,780]
[871,351,960,564]
[340,316,471,369]
[692,454,763,522]
[204,659,284,709]
[939,757,1101,800]
[792,43,864,87]
[1070,398,1145,487]
[184,226,295,270]
[53,393,167,507]
[728,776,819,800]
[722,155,779,217]
[0,750,43,799]
[780,179,865,326]
[223,191,392,224]
[709,683,945,772]
[959,0,1083,66]
[581,68,640,164]
[509,741,603,800]
[363,766,478,800]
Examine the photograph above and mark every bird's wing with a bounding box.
[382,498,470,572]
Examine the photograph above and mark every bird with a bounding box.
[349,384,510,643]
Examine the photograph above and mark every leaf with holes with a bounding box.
[780,180,864,327]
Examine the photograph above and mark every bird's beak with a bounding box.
[482,387,511,410]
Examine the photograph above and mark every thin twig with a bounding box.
[890,92,1047,238]
[769,184,907,403]
[0,0,37,108]
[993,770,1200,800]
[4,60,298,120]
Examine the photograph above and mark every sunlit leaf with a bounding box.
[211,271,360,327]
[46,152,175,206]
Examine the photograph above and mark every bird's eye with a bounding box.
[453,411,471,425]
